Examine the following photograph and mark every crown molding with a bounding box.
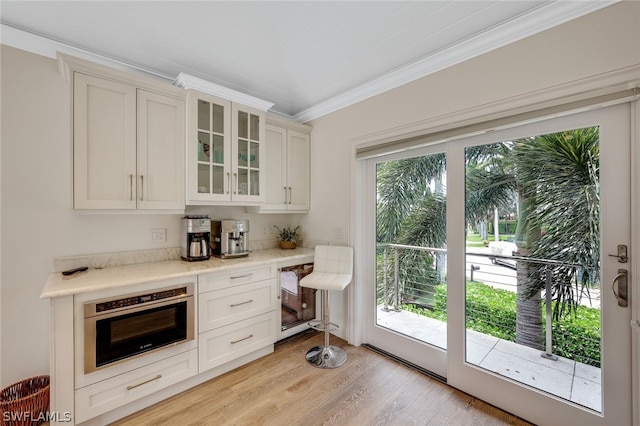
[173,73,274,112]
[1,0,619,124]
[293,0,619,123]
[1,24,174,84]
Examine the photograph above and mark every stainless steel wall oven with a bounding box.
[84,283,195,374]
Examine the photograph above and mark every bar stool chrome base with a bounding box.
[305,345,347,369]
[299,245,354,370]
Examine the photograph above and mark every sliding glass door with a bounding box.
[364,146,448,378]
[361,104,633,425]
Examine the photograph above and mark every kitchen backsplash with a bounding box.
[50,238,287,272]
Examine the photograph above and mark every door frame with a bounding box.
[359,145,449,378]
[631,100,640,426]
[350,99,640,426]
[445,104,632,425]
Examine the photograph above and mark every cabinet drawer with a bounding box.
[198,264,276,293]
[199,278,278,332]
[75,349,197,423]
[199,311,276,373]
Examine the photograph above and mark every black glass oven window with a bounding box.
[110,309,177,343]
[95,301,188,368]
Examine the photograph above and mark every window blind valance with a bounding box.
[355,82,639,160]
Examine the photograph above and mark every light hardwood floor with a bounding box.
[113,330,533,425]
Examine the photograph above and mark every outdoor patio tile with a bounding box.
[375,306,600,412]
[574,361,601,384]
[466,329,499,348]
[478,346,574,399]
[465,329,498,364]
[413,327,447,349]
[493,339,576,375]
[466,340,493,364]
[378,308,447,349]
[571,376,601,412]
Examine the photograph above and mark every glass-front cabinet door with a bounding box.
[187,90,265,204]
[187,90,231,203]
[231,103,265,203]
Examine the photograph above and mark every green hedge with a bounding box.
[403,282,601,367]
[488,220,518,234]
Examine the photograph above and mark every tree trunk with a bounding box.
[515,248,544,350]
[514,186,543,349]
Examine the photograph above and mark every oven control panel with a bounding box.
[93,287,189,313]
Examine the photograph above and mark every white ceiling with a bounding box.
[0,1,617,122]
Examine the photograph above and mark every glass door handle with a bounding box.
[612,269,628,307]
[608,244,628,263]
[226,172,230,194]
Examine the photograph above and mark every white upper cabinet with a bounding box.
[187,91,232,203]
[231,103,265,204]
[137,90,185,210]
[73,74,137,209]
[186,90,266,205]
[62,54,186,211]
[259,117,311,213]
[176,74,273,206]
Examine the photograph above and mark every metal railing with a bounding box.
[377,243,601,366]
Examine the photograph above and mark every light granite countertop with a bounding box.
[41,247,314,299]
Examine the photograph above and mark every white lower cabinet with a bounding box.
[74,349,197,424]
[197,265,278,373]
[198,311,277,373]
[49,258,301,425]
[199,278,278,330]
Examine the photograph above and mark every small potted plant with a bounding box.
[274,225,301,249]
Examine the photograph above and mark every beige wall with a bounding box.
[301,1,640,340]
[0,46,296,386]
[303,1,640,242]
[0,1,639,387]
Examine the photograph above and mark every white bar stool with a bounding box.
[300,245,353,368]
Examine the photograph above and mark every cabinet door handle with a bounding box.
[288,187,292,204]
[233,172,238,194]
[231,273,253,280]
[226,172,230,194]
[230,334,254,344]
[126,374,162,391]
[230,299,253,307]
[129,174,133,201]
[140,175,144,201]
[283,186,288,204]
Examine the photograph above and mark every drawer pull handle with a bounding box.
[231,273,253,280]
[230,299,254,307]
[126,374,162,391]
[231,334,254,344]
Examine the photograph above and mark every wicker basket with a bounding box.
[0,376,50,426]
[279,240,297,249]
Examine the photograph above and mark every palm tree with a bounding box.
[512,129,600,318]
[376,127,600,350]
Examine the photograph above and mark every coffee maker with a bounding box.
[181,216,211,261]
[211,220,250,258]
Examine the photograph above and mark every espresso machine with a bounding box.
[181,216,211,261]
[211,220,250,258]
